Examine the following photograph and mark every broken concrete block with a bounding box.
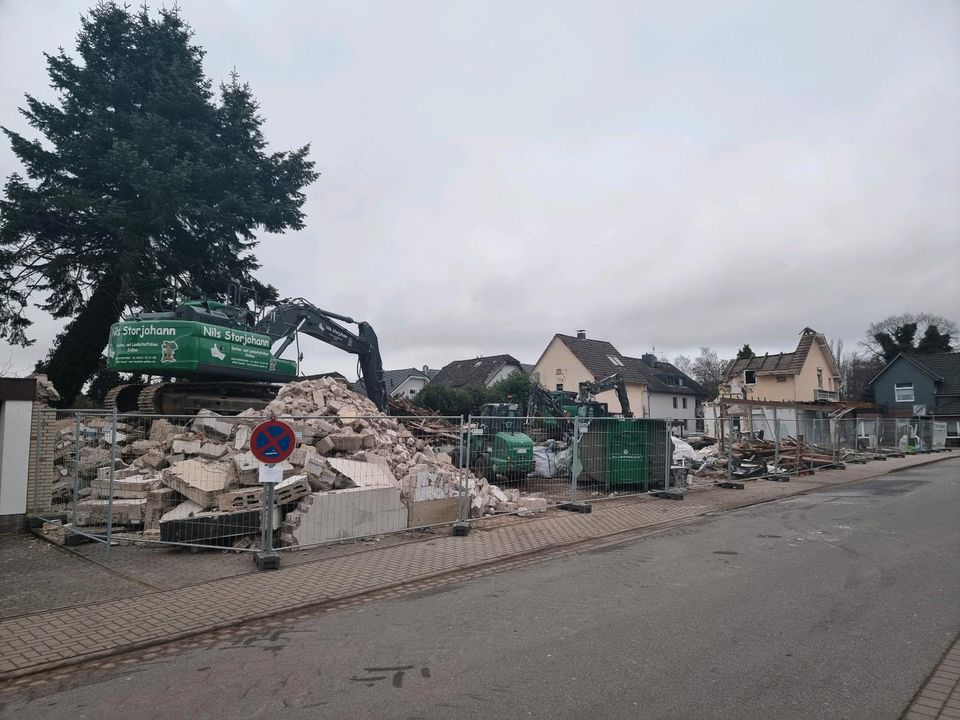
[216,474,312,511]
[311,390,326,408]
[130,440,160,456]
[234,425,250,452]
[172,439,202,455]
[161,460,235,508]
[313,419,337,436]
[144,487,178,530]
[315,435,335,455]
[79,447,112,478]
[327,458,398,489]
[89,475,153,499]
[289,444,318,467]
[138,449,168,470]
[159,500,203,522]
[324,399,342,414]
[193,411,234,441]
[75,499,147,526]
[360,430,377,449]
[233,451,259,485]
[329,432,364,453]
[280,487,408,546]
[96,460,133,481]
[200,442,229,460]
[148,419,177,445]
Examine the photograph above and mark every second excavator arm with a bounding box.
[577,373,634,418]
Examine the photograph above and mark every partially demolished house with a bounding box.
[706,327,845,443]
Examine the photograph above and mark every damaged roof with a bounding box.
[724,328,837,379]
[428,354,523,389]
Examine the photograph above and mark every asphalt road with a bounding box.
[3,459,959,720]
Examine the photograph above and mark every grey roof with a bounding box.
[428,355,523,389]
[724,328,836,379]
[910,353,960,396]
[642,359,709,397]
[873,352,960,398]
[555,334,705,397]
[555,335,648,385]
[351,367,436,397]
[933,397,960,417]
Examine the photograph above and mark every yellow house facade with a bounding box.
[532,334,646,414]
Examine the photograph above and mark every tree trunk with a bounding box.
[44,275,124,406]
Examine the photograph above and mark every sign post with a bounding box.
[250,419,296,570]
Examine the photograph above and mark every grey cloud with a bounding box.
[1,0,958,381]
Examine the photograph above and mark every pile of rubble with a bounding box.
[51,377,547,547]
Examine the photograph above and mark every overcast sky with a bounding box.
[1,0,958,381]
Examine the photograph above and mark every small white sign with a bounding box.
[258,462,283,484]
[913,404,927,416]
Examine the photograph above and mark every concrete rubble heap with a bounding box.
[48,377,544,547]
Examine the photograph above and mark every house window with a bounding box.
[556,383,563,391]
[682,397,687,409]
[677,377,684,386]
[672,397,678,409]
[894,383,915,402]
[744,370,756,384]
[948,422,959,437]
[409,388,418,397]
[607,355,625,367]
[776,375,787,383]
[817,368,823,389]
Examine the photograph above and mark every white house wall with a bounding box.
[0,399,33,518]
[647,393,700,429]
[487,364,523,386]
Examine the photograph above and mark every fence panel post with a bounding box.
[105,408,118,558]
[71,412,81,529]
[570,415,581,504]
[452,416,472,535]
[726,418,734,484]
[664,419,671,492]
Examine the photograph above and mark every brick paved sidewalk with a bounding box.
[0,452,953,681]
[904,633,960,719]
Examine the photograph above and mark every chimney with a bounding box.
[641,353,657,367]
[422,365,429,374]
[576,329,586,340]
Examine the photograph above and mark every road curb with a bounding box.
[2,453,955,684]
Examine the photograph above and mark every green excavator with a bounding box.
[105,297,387,415]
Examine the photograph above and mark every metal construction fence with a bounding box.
[28,409,950,557]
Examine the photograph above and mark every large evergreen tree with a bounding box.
[863,313,956,362]
[0,3,317,404]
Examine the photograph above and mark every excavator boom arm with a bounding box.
[256,301,388,412]
[577,373,634,417]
